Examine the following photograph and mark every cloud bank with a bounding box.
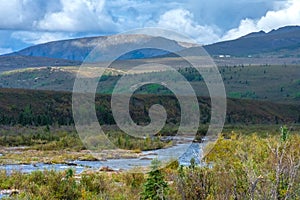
[157,9,220,44]
[36,0,118,32]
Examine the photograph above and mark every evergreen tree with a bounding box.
[141,159,169,200]
[280,125,289,142]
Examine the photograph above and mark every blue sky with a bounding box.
[0,0,299,54]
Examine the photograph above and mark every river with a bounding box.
[0,142,204,174]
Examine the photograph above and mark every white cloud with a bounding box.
[222,0,300,40]
[222,19,258,41]
[0,47,13,54]
[36,0,118,32]
[157,9,220,44]
[0,0,58,30]
[0,0,31,29]
[256,0,300,30]
[11,31,73,45]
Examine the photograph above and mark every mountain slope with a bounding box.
[204,26,300,57]
[7,34,187,62]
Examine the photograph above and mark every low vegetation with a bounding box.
[0,126,299,199]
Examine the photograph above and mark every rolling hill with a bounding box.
[0,55,81,73]
[0,64,299,104]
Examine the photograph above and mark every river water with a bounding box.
[0,142,204,174]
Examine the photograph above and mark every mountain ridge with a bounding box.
[204,26,300,57]
[6,34,187,62]
[1,26,300,71]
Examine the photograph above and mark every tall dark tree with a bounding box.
[141,159,169,200]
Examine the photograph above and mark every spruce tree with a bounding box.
[141,159,169,200]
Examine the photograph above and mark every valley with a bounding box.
[0,25,299,199]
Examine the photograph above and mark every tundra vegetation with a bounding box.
[1,126,300,199]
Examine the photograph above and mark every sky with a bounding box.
[0,0,299,54]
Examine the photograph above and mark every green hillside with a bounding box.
[0,88,299,127]
[0,64,299,103]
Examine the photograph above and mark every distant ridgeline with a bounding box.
[0,88,299,127]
